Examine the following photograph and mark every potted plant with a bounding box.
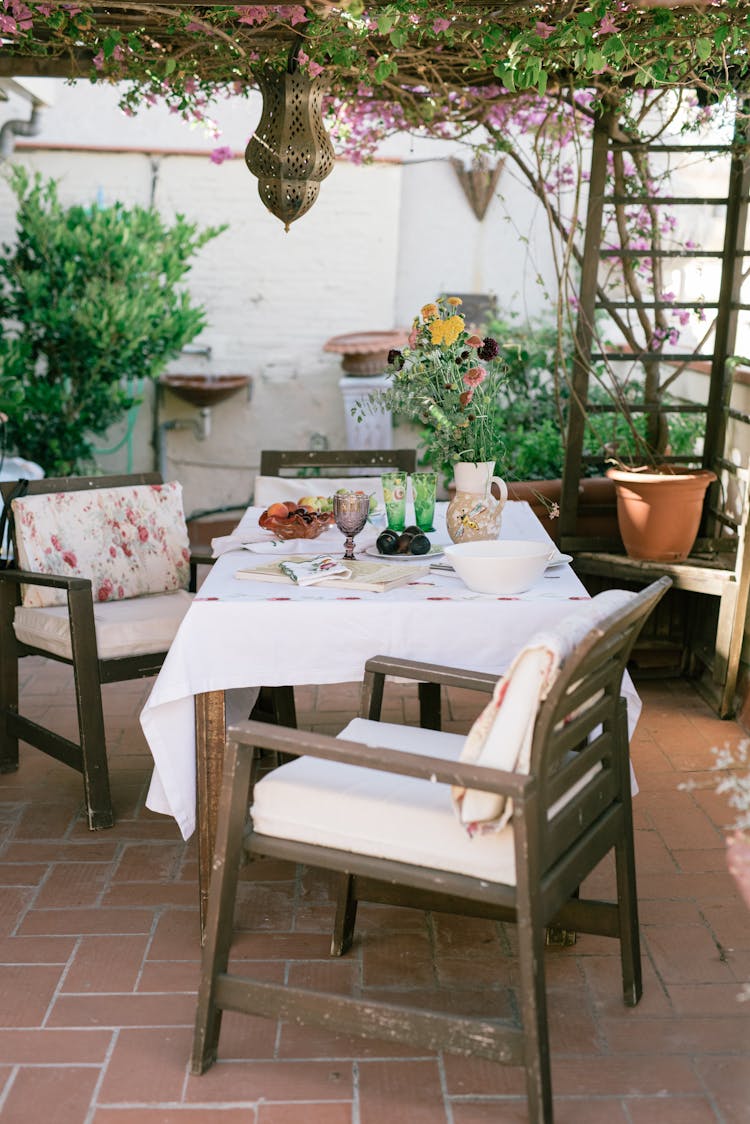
[484,314,706,550]
[352,296,513,542]
[0,167,225,476]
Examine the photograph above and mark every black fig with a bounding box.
[376,530,399,555]
[409,533,431,555]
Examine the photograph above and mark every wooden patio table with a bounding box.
[139,501,640,930]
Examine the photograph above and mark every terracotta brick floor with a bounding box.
[0,658,749,1123]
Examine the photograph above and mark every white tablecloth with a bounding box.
[142,502,640,839]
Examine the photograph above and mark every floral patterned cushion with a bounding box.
[12,482,191,608]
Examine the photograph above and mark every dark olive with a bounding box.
[404,525,421,536]
[376,530,399,555]
[409,533,431,555]
[397,532,414,553]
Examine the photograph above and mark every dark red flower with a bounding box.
[387,348,405,368]
[477,336,499,360]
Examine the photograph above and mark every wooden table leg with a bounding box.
[195,689,227,943]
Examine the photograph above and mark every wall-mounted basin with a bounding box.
[161,374,251,408]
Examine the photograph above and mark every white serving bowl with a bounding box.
[443,539,551,595]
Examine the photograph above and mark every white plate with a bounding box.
[546,552,573,569]
[363,544,444,563]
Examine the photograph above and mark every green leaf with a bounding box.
[103,32,122,59]
[696,37,712,61]
[586,50,606,71]
[389,27,407,48]
[376,12,394,34]
[493,64,515,92]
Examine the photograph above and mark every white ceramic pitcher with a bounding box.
[446,460,508,543]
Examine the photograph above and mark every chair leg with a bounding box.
[515,836,553,1124]
[418,681,442,730]
[331,872,358,956]
[68,589,114,830]
[614,825,642,1008]
[0,581,19,775]
[192,738,253,1075]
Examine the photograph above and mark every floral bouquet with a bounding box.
[353,296,511,479]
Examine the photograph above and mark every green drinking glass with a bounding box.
[382,471,407,532]
[411,471,437,532]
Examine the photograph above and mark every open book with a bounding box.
[235,558,428,592]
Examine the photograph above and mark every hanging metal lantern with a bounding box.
[245,44,335,232]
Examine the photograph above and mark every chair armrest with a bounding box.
[364,654,498,693]
[0,568,92,593]
[229,719,533,801]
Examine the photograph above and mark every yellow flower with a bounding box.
[446,296,463,306]
[441,315,465,346]
[421,303,439,321]
[429,318,446,345]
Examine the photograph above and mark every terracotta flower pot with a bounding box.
[606,466,717,562]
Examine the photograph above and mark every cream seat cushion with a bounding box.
[13,589,193,661]
[251,717,601,886]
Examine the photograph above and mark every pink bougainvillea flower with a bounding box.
[535,21,555,39]
[210,146,234,164]
[0,13,18,32]
[598,15,618,35]
[35,3,53,14]
[235,5,269,25]
[432,17,450,34]
[297,48,324,78]
[464,366,487,388]
[277,4,307,25]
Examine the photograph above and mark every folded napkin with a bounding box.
[212,506,380,557]
[279,556,352,586]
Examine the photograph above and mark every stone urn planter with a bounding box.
[323,329,409,376]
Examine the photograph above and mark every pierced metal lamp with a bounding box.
[245,44,335,232]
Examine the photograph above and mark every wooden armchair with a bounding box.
[0,473,210,829]
[192,577,670,1123]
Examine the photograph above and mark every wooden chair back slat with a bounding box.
[260,449,417,476]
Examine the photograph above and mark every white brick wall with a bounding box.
[0,80,562,516]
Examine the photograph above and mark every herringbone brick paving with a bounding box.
[0,656,748,1122]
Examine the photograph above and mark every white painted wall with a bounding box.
[0,80,559,515]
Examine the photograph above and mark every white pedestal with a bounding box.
[339,374,393,450]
